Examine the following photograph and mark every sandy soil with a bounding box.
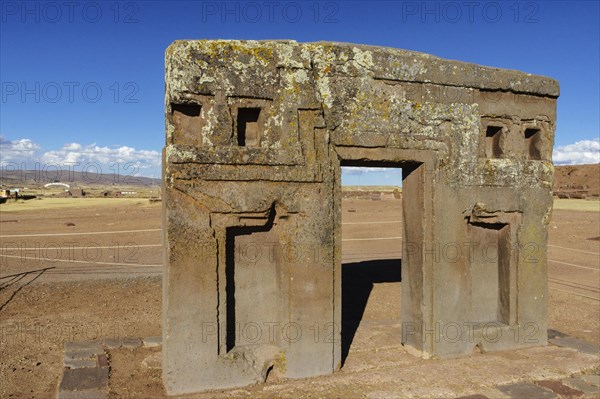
[554,163,600,197]
[0,278,161,398]
[0,199,161,283]
[0,197,598,398]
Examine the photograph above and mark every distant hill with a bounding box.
[0,169,161,188]
[342,186,402,200]
[342,186,401,192]
[554,163,599,198]
[3,165,596,197]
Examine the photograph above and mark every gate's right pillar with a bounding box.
[402,89,556,358]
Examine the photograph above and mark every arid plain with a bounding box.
[1,173,599,398]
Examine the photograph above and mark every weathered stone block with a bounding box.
[58,367,109,391]
[143,336,162,348]
[163,40,558,394]
[498,382,558,399]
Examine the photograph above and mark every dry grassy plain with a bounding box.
[1,197,150,212]
[0,196,598,398]
[553,198,600,212]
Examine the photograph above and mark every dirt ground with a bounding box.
[0,197,598,398]
[0,198,162,282]
[554,163,600,197]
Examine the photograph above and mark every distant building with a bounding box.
[44,182,70,189]
[68,188,85,197]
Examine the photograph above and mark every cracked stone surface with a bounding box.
[549,335,600,355]
[57,341,109,399]
[497,382,558,398]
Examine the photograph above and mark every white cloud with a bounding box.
[553,138,600,165]
[40,143,161,174]
[63,143,82,151]
[0,135,41,166]
[1,136,161,177]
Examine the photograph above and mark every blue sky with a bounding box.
[1,0,599,185]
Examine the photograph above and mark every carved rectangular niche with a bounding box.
[468,223,509,323]
[237,108,261,147]
[229,98,272,148]
[467,207,520,325]
[481,120,506,159]
[524,127,542,160]
[485,125,503,158]
[224,211,285,352]
[171,103,202,146]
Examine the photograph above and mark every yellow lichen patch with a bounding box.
[316,75,333,109]
[352,47,374,70]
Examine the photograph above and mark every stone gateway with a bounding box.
[163,40,558,394]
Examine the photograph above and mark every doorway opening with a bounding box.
[340,163,404,366]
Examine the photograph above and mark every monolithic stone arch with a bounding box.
[163,40,558,394]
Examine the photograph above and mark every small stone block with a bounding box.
[57,390,107,399]
[102,339,122,349]
[498,382,557,399]
[579,374,600,387]
[563,377,600,394]
[65,352,96,363]
[64,351,98,361]
[64,341,104,362]
[121,337,143,349]
[535,380,583,397]
[549,336,600,355]
[104,337,143,349]
[64,358,97,369]
[143,336,162,347]
[547,329,569,339]
[59,367,109,391]
[97,354,109,368]
[65,341,103,354]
